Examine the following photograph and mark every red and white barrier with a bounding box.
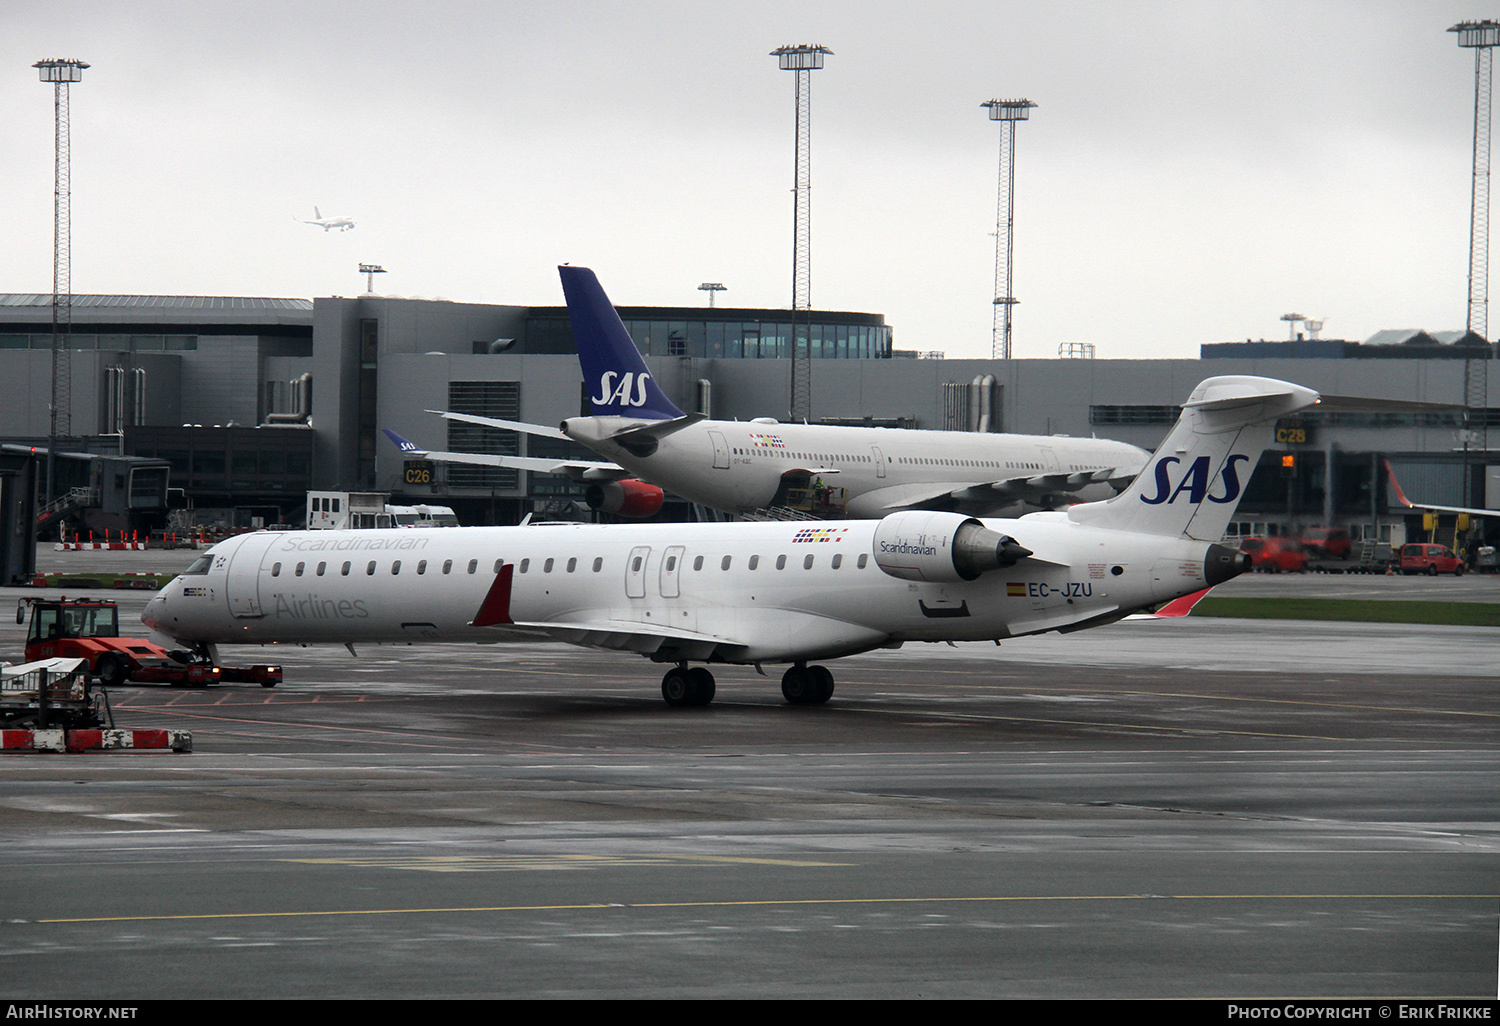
[54,541,147,551]
[1,728,192,753]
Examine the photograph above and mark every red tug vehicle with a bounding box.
[17,596,280,688]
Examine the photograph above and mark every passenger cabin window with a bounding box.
[775,555,787,570]
[721,555,732,570]
[341,561,351,576]
[544,558,554,573]
[857,554,868,569]
[803,554,814,570]
[748,555,760,570]
[467,559,478,574]
[664,555,676,572]
[417,560,427,575]
[366,561,376,575]
[692,556,703,571]
[271,562,282,577]
[593,557,604,573]
[443,560,453,574]
[567,557,577,573]
[391,561,401,575]
[317,561,327,576]
[831,554,842,570]
[494,559,503,574]
[295,562,305,576]
[520,559,530,573]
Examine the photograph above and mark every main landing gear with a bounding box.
[780,663,834,706]
[661,665,716,707]
[658,662,837,707]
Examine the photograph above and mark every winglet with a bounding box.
[471,563,515,627]
[559,266,686,421]
[1383,459,1416,509]
[382,428,429,457]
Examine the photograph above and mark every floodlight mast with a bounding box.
[698,282,727,308]
[983,98,1036,360]
[34,58,88,507]
[1451,21,1500,496]
[359,263,387,294]
[772,44,831,422]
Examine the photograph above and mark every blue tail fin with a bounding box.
[382,428,427,456]
[559,266,685,420]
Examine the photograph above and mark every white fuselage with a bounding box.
[144,516,1217,665]
[562,417,1149,517]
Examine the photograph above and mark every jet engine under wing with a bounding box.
[845,466,1136,518]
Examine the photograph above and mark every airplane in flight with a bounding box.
[144,373,1317,707]
[397,266,1151,519]
[299,207,356,232]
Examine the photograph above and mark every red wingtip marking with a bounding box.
[1155,587,1212,617]
[471,562,515,627]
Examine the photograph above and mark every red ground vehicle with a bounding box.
[18,597,280,687]
[1300,527,1352,560]
[1398,543,1465,576]
[1238,536,1309,573]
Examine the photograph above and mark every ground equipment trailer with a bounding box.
[0,657,106,730]
[17,597,281,688]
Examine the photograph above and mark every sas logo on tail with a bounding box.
[592,371,653,407]
[1140,454,1250,505]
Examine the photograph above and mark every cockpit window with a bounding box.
[184,555,212,575]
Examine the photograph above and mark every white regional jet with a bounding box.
[399,266,1151,518]
[144,374,1315,707]
[299,207,356,232]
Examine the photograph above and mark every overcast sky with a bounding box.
[1,0,1494,359]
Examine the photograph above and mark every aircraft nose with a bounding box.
[142,589,167,629]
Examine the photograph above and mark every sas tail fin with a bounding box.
[382,428,428,457]
[1068,375,1320,540]
[558,265,686,421]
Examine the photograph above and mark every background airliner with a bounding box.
[299,207,356,232]
[393,266,1151,519]
[146,375,1318,707]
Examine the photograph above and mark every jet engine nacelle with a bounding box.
[873,510,1033,583]
[585,478,665,518]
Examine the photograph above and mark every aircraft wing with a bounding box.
[428,410,571,441]
[847,467,1134,518]
[383,429,627,481]
[1385,459,1500,517]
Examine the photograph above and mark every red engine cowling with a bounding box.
[585,478,664,518]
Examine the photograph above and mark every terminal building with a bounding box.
[0,290,1492,552]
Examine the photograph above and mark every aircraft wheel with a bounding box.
[808,665,835,705]
[96,653,128,688]
[662,667,694,707]
[782,664,829,705]
[686,667,716,706]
